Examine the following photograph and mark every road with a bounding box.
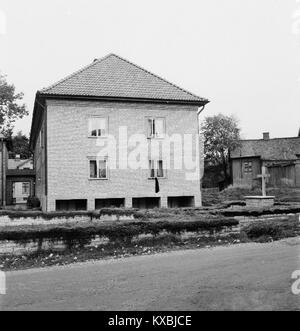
[1,238,300,311]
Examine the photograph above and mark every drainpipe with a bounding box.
[0,138,6,208]
[197,105,206,191]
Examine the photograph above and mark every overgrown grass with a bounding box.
[242,216,300,242]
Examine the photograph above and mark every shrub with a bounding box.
[27,196,41,209]
[0,218,239,247]
[243,218,300,241]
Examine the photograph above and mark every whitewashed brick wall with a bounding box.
[45,100,202,211]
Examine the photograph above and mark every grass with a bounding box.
[242,215,300,242]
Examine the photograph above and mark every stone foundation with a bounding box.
[244,196,275,208]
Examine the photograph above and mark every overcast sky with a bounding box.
[1,0,300,139]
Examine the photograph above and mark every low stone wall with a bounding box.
[244,197,275,209]
[0,211,136,227]
[0,225,241,256]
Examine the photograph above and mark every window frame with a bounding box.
[146,117,166,139]
[22,182,30,195]
[148,159,166,179]
[88,116,109,138]
[244,161,253,173]
[88,157,109,180]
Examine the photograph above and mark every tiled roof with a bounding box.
[40,53,208,104]
[231,137,300,161]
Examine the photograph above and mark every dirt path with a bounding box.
[1,238,300,311]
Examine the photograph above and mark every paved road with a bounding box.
[1,239,300,311]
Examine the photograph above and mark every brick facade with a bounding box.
[0,140,8,206]
[34,112,47,210]
[36,99,202,212]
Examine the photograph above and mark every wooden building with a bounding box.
[230,132,300,188]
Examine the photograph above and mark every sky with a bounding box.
[0,0,300,139]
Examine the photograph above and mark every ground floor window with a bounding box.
[56,199,87,211]
[22,182,30,195]
[95,198,125,209]
[244,161,253,173]
[132,197,160,209]
[12,182,31,204]
[168,196,195,208]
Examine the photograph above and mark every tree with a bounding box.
[201,114,241,184]
[0,74,28,135]
[10,131,32,159]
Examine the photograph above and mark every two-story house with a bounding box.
[29,54,209,212]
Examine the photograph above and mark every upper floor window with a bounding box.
[149,160,165,178]
[244,161,253,173]
[89,159,108,179]
[147,117,165,138]
[88,117,108,137]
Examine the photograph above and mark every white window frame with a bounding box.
[244,161,253,173]
[88,157,109,180]
[146,117,166,139]
[88,116,108,138]
[149,159,166,179]
[22,182,30,195]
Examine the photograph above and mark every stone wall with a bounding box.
[0,226,241,256]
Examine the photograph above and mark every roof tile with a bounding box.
[231,137,300,161]
[40,54,207,103]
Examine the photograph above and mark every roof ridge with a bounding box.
[40,54,113,93]
[111,53,207,102]
[240,136,300,142]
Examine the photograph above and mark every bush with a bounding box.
[27,196,41,209]
[0,218,239,247]
[243,218,300,241]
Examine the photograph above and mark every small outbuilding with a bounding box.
[230,132,300,188]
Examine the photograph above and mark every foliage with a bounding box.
[201,114,241,182]
[26,196,41,209]
[243,217,300,241]
[0,74,28,135]
[10,131,32,158]
[0,218,238,244]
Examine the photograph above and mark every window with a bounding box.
[147,117,165,138]
[22,182,30,195]
[244,161,253,173]
[89,159,108,179]
[149,160,165,178]
[88,117,107,137]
